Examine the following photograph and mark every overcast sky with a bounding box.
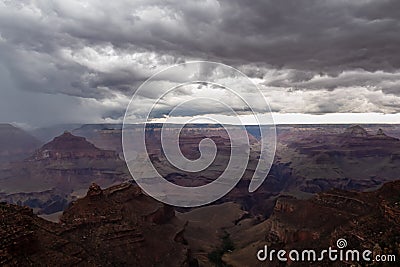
[1,0,400,127]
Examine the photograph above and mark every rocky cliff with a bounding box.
[30,131,118,161]
[276,125,400,194]
[0,132,129,214]
[0,183,192,266]
[223,180,400,266]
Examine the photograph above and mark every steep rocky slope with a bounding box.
[223,180,400,266]
[72,124,124,158]
[0,132,129,214]
[0,183,191,266]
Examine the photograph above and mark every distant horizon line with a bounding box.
[5,112,400,129]
[4,121,400,130]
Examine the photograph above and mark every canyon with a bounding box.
[0,182,192,266]
[1,123,400,266]
[0,131,129,215]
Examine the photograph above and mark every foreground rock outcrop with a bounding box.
[223,180,400,266]
[0,183,191,266]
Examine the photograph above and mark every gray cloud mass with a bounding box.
[0,0,399,126]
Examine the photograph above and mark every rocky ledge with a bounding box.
[0,183,192,266]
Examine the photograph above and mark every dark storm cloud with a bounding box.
[266,70,400,91]
[0,0,400,124]
[219,0,400,72]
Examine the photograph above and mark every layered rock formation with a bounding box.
[0,132,129,214]
[276,125,400,194]
[2,179,399,266]
[223,180,400,266]
[0,183,191,266]
[29,131,118,161]
[72,124,124,158]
